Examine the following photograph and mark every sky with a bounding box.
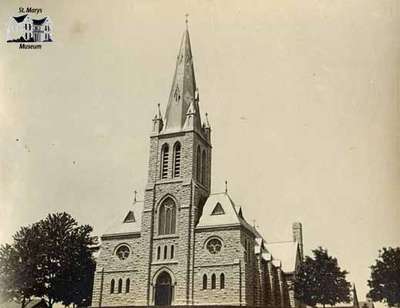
[0,0,399,304]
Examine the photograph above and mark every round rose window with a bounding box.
[116,245,130,260]
[206,238,223,254]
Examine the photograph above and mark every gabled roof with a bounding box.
[13,14,28,23]
[196,192,255,234]
[264,241,299,273]
[103,201,143,236]
[33,17,47,25]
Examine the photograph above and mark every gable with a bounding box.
[123,210,136,223]
[103,201,143,236]
[211,202,225,215]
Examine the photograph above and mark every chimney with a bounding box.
[292,222,303,259]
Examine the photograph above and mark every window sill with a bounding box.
[152,260,178,266]
[156,178,183,185]
[154,234,179,240]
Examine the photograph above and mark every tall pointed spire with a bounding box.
[163,19,202,132]
[352,284,360,308]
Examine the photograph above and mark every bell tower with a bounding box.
[140,21,212,305]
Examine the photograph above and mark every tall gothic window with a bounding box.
[173,142,181,177]
[202,274,207,289]
[201,150,207,185]
[110,279,115,293]
[211,274,216,289]
[220,273,225,289]
[161,144,169,179]
[164,245,168,259]
[118,279,123,293]
[158,198,176,235]
[196,146,201,182]
[126,279,130,293]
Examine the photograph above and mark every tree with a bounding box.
[0,223,46,307]
[0,212,95,308]
[294,247,351,307]
[368,247,400,307]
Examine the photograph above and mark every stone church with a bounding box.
[91,24,303,307]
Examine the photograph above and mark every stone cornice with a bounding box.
[101,232,141,240]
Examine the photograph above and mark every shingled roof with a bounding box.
[33,17,47,25]
[13,14,28,23]
[196,192,256,234]
[264,241,300,273]
[102,201,143,237]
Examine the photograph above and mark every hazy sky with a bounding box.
[1,0,399,303]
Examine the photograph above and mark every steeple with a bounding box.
[163,22,202,132]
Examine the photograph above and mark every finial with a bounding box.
[205,112,210,128]
[134,190,137,203]
[225,180,228,193]
[185,13,189,30]
[156,103,162,118]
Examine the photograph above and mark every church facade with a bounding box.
[91,25,303,307]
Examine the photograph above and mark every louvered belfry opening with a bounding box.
[173,142,181,177]
[161,144,169,179]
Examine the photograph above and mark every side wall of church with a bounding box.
[91,235,145,307]
[193,227,243,305]
[241,229,257,306]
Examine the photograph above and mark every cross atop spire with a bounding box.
[185,13,189,30]
[162,22,202,132]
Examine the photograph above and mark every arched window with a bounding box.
[110,279,115,293]
[220,273,225,289]
[211,274,216,289]
[157,246,161,260]
[161,144,169,179]
[118,278,123,293]
[158,198,176,235]
[170,245,174,259]
[164,245,168,260]
[173,142,181,177]
[196,146,201,181]
[202,274,207,289]
[201,150,206,185]
[126,278,130,293]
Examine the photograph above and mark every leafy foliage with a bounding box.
[0,212,95,307]
[368,247,400,307]
[294,247,351,307]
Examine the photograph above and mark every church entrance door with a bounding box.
[155,271,172,306]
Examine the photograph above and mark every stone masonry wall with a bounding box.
[91,234,145,307]
[193,227,242,305]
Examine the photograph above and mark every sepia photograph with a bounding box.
[0,1,399,308]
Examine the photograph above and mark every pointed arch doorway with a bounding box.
[155,271,173,306]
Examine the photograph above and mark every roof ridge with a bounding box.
[266,240,296,244]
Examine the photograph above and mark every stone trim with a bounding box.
[153,234,180,240]
[101,232,141,240]
[151,260,179,266]
[195,262,240,268]
[152,128,211,147]
[195,224,241,232]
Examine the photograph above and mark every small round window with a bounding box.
[206,238,223,254]
[116,245,130,260]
